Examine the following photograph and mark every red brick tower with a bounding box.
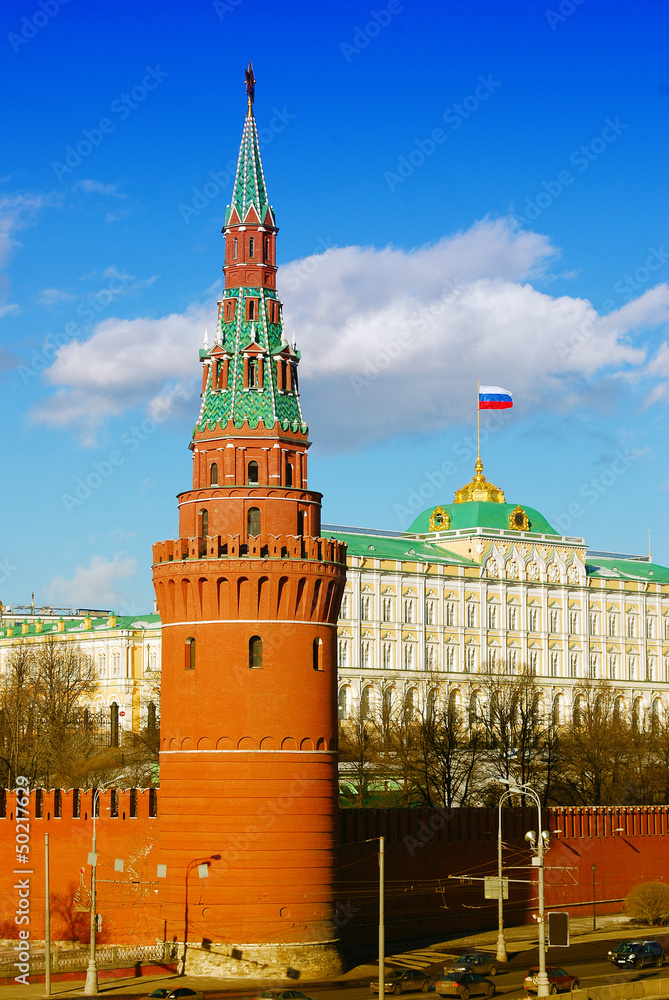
[152,67,347,977]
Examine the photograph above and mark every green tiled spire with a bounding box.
[225,110,271,226]
[196,291,307,433]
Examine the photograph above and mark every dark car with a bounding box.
[607,940,665,969]
[145,992,171,1000]
[370,969,434,994]
[444,954,499,977]
[435,972,494,999]
[524,967,579,995]
[254,993,317,1000]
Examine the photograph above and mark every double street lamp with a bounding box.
[499,780,550,998]
[84,787,107,996]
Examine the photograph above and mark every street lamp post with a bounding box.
[84,788,104,996]
[182,855,221,976]
[592,863,597,932]
[505,782,550,999]
[496,789,514,964]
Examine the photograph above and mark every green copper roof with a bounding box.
[325,530,477,567]
[226,112,271,225]
[586,557,669,583]
[0,614,161,639]
[196,288,307,433]
[407,501,560,536]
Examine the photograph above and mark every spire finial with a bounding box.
[245,61,255,117]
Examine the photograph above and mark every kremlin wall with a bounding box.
[2,70,669,980]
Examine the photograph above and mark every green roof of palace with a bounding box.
[585,558,669,583]
[407,501,560,536]
[324,530,478,566]
[0,614,161,639]
[226,112,271,225]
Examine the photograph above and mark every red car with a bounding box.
[523,968,579,995]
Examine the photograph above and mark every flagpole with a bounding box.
[477,378,480,460]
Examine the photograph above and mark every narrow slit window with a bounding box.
[247,460,259,484]
[248,299,256,320]
[286,462,293,487]
[297,510,305,536]
[249,236,255,258]
[199,508,208,538]
[248,507,261,537]
[232,237,238,260]
[313,637,323,671]
[185,637,196,670]
[210,463,218,486]
[248,359,257,388]
[249,635,263,668]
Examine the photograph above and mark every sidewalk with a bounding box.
[0,914,663,1000]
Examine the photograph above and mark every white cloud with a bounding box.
[0,302,20,317]
[46,553,137,609]
[74,179,126,198]
[39,287,77,306]
[0,190,60,315]
[31,219,669,448]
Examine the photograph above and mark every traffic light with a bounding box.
[548,911,569,947]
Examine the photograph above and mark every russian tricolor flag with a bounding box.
[479,385,513,410]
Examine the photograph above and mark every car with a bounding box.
[443,954,500,977]
[607,940,665,969]
[145,992,172,999]
[523,967,579,995]
[253,992,317,1000]
[370,969,435,994]
[167,991,204,1000]
[435,972,494,998]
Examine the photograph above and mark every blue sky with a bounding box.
[0,0,667,611]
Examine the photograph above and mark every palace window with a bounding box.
[550,652,559,677]
[249,635,263,669]
[627,613,637,637]
[361,641,371,669]
[112,650,120,676]
[646,656,655,682]
[340,594,349,620]
[589,653,598,679]
[426,644,437,670]
[608,613,618,636]
[426,600,435,625]
[382,596,393,622]
[338,685,352,720]
[487,648,497,671]
[508,649,518,672]
[609,654,618,680]
[487,605,498,629]
[508,606,517,630]
[361,596,371,621]
[529,608,539,632]
[569,610,579,633]
[569,652,578,678]
[446,602,456,626]
[466,603,476,628]
[647,617,655,639]
[382,642,393,670]
[465,647,476,673]
[338,639,349,669]
[628,655,637,680]
[589,612,599,636]
[446,645,455,671]
[403,599,415,624]
[403,644,414,670]
[529,650,539,673]
[549,609,559,633]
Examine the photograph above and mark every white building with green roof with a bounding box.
[327,460,669,729]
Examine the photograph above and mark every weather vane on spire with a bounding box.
[245,61,255,115]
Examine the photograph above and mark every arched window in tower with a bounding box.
[248,358,257,387]
[297,510,305,536]
[210,463,218,486]
[249,635,263,668]
[247,460,259,485]
[249,236,255,258]
[110,702,119,748]
[247,507,261,537]
[185,637,196,670]
[286,462,293,487]
[232,237,238,260]
[248,299,255,320]
[199,508,208,538]
[264,236,270,260]
[313,637,323,671]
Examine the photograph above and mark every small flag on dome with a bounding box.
[478,385,513,410]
